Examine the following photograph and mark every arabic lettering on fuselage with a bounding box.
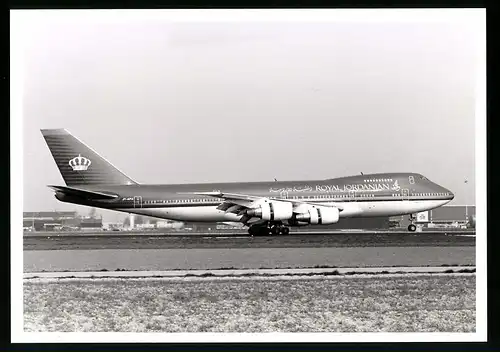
[269,186,313,193]
[269,181,401,193]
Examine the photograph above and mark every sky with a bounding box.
[15,10,484,222]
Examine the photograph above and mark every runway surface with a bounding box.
[23,231,475,273]
[24,246,475,272]
[24,232,475,251]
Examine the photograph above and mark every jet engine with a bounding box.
[245,201,293,221]
[295,206,340,225]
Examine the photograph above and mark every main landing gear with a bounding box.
[248,223,290,236]
[407,214,417,232]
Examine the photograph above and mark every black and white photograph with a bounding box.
[11,9,486,342]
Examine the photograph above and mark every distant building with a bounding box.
[23,211,79,231]
[79,216,103,229]
[305,217,391,230]
[189,217,390,232]
[156,221,184,229]
[136,223,156,230]
[393,205,475,229]
[430,205,475,224]
[102,222,124,231]
[123,215,150,227]
[23,211,102,231]
[121,215,184,230]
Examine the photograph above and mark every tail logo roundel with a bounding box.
[69,154,91,171]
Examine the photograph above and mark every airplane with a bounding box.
[40,128,455,236]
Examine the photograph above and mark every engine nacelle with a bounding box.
[295,206,340,225]
[246,201,293,221]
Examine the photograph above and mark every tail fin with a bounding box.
[41,128,137,187]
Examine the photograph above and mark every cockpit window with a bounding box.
[420,175,427,180]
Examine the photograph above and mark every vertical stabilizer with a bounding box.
[41,129,137,186]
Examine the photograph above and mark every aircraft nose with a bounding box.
[435,183,454,200]
[443,187,454,200]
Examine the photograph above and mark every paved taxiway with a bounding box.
[24,232,475,251]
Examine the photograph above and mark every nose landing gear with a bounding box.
[408,214,417,232]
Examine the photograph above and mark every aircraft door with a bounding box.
[401,189,409,201]
[349,190,356,201]
[133,196,142,208]
[280,191,289,199]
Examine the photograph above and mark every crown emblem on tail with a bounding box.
[69,154,91,171]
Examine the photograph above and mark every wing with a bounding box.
[178,191,343,223]
[48,185,119,200]
[178,191,260,218]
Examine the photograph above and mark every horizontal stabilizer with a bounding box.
[48,185,119,200]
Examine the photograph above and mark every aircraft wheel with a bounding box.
[282,227,290,235]
[248,226,263,236]
[408,224,417,232]
[271,226,280,235]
